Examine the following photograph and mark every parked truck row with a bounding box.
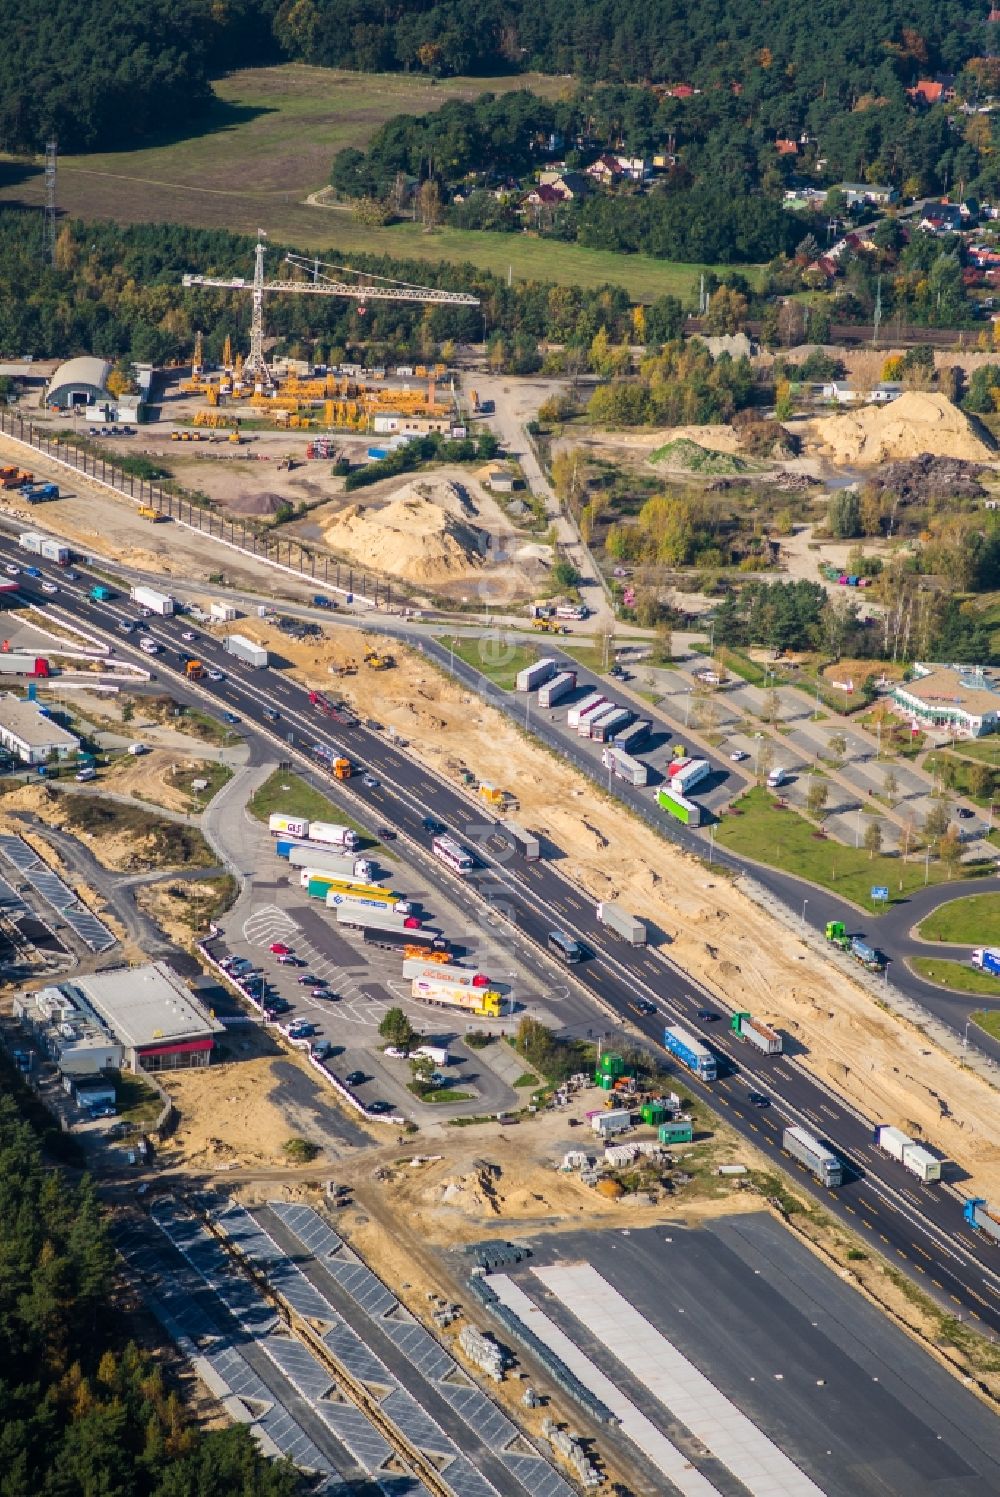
[18,531,70,564]
[268,814,360,852]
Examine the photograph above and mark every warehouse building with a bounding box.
[0,693,80,764]
[892,665,1000,739]
[14,984,124,1076]
[45,356,113,411]
[74,961,224,1071]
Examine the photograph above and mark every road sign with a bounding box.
[871,885,889,902]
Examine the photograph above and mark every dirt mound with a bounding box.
[863,452,989,505]
[322,484,489,583]
[228,491,289,517]
[649,438,751,474]
[807,391,997,466]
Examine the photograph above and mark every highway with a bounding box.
[6,539,1000,1337]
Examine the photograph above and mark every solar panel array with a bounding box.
[265,1203,577,1497]
[0,833,116,951]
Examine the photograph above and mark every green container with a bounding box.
[596,1052,624,1079]
[642,1102,667,1126]
[658,1120,693,1145]
[595,1072,615,1090]
[307,877,333,899]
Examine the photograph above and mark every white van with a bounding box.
[139,637,160,655]
[75,767,97,782]
[767,767,788,789]
[127,743,148,756]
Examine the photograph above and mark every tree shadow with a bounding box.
[97,96,276,156]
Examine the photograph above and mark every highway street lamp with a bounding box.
[801,897,809,927]
[963,1019,972,1050]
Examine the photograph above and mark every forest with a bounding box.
[0,1071,298,1496]
[2,0,997,189]
[0,210,675,365]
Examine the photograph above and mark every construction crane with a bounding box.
[181,231,479,393]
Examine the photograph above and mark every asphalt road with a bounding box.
[7,545,1000,1338]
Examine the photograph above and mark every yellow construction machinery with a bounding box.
[363,650,395,671]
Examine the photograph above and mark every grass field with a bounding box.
[247,767,377,847]
[0,65,755,301]
[436,634,537,690]
[909,957,1000,999]
[916,892,1000,944]
[715,788,987,907]
[972,1008,1000,1038]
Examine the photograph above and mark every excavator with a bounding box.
[363,649,395,671]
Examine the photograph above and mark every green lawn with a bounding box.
[115,1074,163,1128]
[247,768,378,847]
[972,1008,1000,1039]
[436,634,538,691]
[916,892,1000,944]
[909,957,1000,998]
[0,65,759,301]
[937,738,1000,769]
[715,788,989,908]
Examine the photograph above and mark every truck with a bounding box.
[730,1012,782,1055]
[287,845,374,881]
[308,820,360,852]
[185,660,204,680]
[325,886,413,916]
[498,821,540,862]
[334,904,422,934]
[824,923,885,971]
[413,1044,450,1067]
[596,902,647,946]
[873,1125,942,1182]
[782,1125,843,1188]
[223,633,268,669]
[210,601,238,622]
[602,746,648,787]
[361,923,448,954]
[402,958,489,988]
[613,718,651,753]
[302,866,384,894]
[269,813,309,840]
[137,505,168,522]
[566,691,606,729]
[655,785,702,827]
[588,708,633,743]
[964,1198,1000,1245]
[668,757,711,795]
[22,482,59,502]
[767,767,789,789]
[515,657,557,693]
[18,532,43,555]
[308,690,350,725]
[130,584,176,616]
[972,947,1000,977]
[0,654,50,678]
[89,585,114,603]
[39,539,70,565]
[662,1025,716,1082]
[410,976,502,1018]
[538,671,576,709]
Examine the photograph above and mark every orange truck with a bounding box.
[185,660,204,680]
[333,757,351,780]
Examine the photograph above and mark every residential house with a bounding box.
[538,169,589,198]
[839,182,898,207]
[524,183,566,208]
[586,155,620,185]
[775,138,799,156]
[907,79,945,106]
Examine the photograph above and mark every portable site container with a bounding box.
[658,1120,694,1145]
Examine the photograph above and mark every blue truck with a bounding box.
[662,1025,717,1082]
[964,1198,1000,1244]
[972,947,1000,978]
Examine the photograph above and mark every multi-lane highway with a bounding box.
[6,538,1000,1336]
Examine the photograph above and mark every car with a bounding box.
[139,606,151,618]
[208,669,225,682]
[345,1069,366,1086]
[368,1100,391,1114]
[730,750,748,762]
[286,1021,315,1039]
[181,630,196,642]
[117,620,134,633]
[957,807,974,819]
[269,942,292,955]
[311,1040,333,1060]
[697,1008,719,1021]
[64,570,78,581]
[422,816,444,833]
[312,986,334,999]
[23,566,41,578]
[4,564,18,575]
[629,999,657,1016]
[41,581,59,594]
[276,953,297,966]
[263,707,280,722]
[296,973,315,986]
[376,826,397,841]
[222,712,240,725]
[362,774,379,789]
[747,1091,770,1108]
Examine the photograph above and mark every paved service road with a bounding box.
[7,545,1000,1338]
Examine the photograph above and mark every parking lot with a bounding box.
[207,819,568,1120]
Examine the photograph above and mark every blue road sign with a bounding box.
[871,885,889,902]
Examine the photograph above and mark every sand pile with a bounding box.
[322,485,488,583]
[807,391,997,466]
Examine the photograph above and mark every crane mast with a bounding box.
[181,232,479,392]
